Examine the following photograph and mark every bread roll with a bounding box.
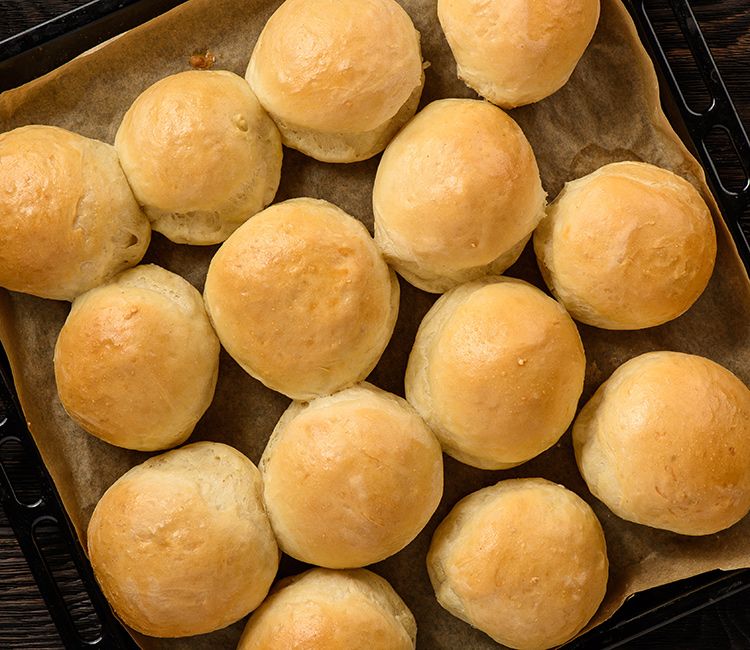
[406,277,585,469]
[54,265,219,451]
[438,0,600,108]
[115,70,282,245]
[427,478,608,650]
[238,569,416,649]
[204,198,398,400]
[534,161,716,329]
[87,442,279,637]
[246,0,424,162]
[574,351,750,535]
[260,383,443,568]
[373,99,546,293]
[0,125,150,301]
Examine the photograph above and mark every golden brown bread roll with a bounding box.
[406,276,585,469]
[573,351,750,535]
[260,383,443,568]
[203,198,399,400]
[87,442,279,638]
[237,569,416,649]
[115,70,282,245]
[53,264,219,451]
[427,478,608,650]
[438,0,600,108]
[534,161,717,329]
[246,0,424,162]
[0,125,150,300]
[373,99,546,293]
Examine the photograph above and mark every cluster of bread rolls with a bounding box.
[2,0,749,648]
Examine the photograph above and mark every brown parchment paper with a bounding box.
[1,1,750,648]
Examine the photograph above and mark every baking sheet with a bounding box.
[2,0,750,648]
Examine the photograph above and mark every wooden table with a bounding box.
[1,1,750,648]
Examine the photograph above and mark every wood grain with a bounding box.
[647,0,750,199]
[0,1,80,41]
[1,1,749,648]
[0,506,61,648]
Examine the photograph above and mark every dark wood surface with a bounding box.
[1,1,750,648]
[0,1,73,39]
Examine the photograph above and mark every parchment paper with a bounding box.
[1,1,750,648]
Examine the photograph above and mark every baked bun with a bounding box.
[260,383,443,568]
[427,478,608,650]
[0,125,149,301]
[87,442,279,637]
[54,265,219,451]
[406,277,585,469]
[438,0,600,108]
[246,0,424,162]
[204,198,398,400]
[574,351,750,536]
[115,70,282,245]
[238,568,416,649]
[373,99,546,293]
[534,161,716,329]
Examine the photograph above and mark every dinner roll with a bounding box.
[534,161,717,329]
[87,442,279,637]
[438,0,600,108]
[238,569,416,649]
[260,383,443,568]
[204,198,398,400]
[406,277,585,469]
[0,125,149,301]
[246,0,424,162]
[115,70,282,245]
[427,478,608,650]
[373,99,546,293]
[54,265,219,451]
[574,351,750,536]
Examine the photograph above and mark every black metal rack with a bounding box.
[0,349,136,648]
[1,0,749,648]
[0,0,186,91]
[635,0,750,265]
[571,3,750,640]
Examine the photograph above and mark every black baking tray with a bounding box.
[1,1,750,648]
